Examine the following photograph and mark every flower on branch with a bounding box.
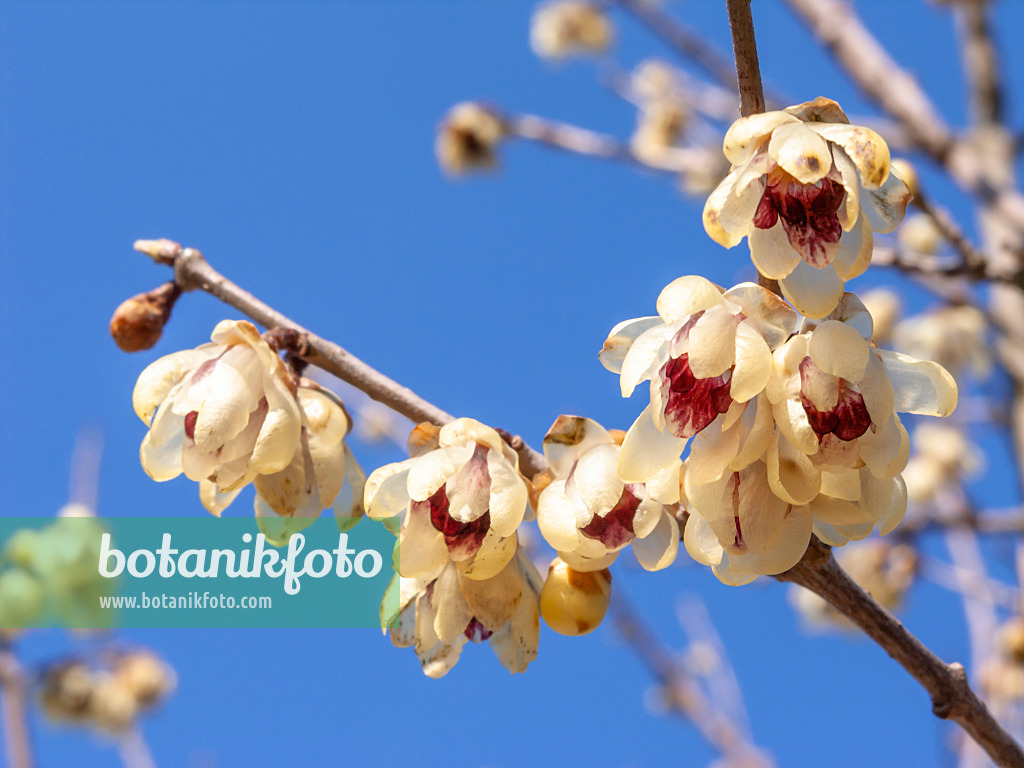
[133,320,302,505]
[530,0,612,60]
[536,415,679,573]
[247,380,366,545]
[383,547,542,677]
[703,97,911,318]
[364,418,531,581]
[600,276,797,484]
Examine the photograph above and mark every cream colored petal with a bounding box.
[334,443,367,530]
[819,468,861,502]
[133,349,216,426]
[542,415,613,476]
[858,351,896,425]
[831,146,861,231]
[618,405,689,483]
[808,320,870,380]
[619,324,673,398]
[656,275,726,324]
[731,503,813,578]
[599,317,662,374]
[704,166,749,248]
[632,497,663,540]
[858,414,909,478]
[432,564,474,644]
[632,511,679,572]
[645,460,682,505]
[487,450,528,537]
[254,493,318,548]
[439,418,506,456]
[772,397,820,455]
[199,481,241,517]
[723,111,801,166]
[731,321,773,402]
[682,511,724,567]
[458,556,522,631]
[139,401,185,482]
[189,355,260,453]
[253,439,314,518]
[749,222,801,279]
[768,122,832,184]
[537,481,585,552]
[407,445,471,502]
[445,445,492,524]
[298,387,349,445]
[830,215,873,281]
[862,172,911,233]
[878,349,958,417]
[488,590,539,674]
[307,429,346,510]
[686,419,742,486]
[573,444,625,518]
[811,123,891,189]
[876,474,908,535]
[723,283,800,349]
[364,460,414,519]
[779,261,846,319]
[249,374,302,475]
[457,531,518,581]
[689,308,739,378]
[768,433,821,505]
[729,394,774,470]
[397,507,449,578]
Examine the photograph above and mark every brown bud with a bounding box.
[109,282,180,352]
[89,674,138,733]
[40,660,94,724]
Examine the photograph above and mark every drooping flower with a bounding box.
[243,379,366,545]
[530,0,612,60]
[133,320,302,507]
[535,416,680,572]
[683,458,814,585]
[703,97,911,318]
[383,547,541,678]
[600,276,797,483]
[364,419,530,581]
[765,293,957,547]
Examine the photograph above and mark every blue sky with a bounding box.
[2,1,1023,766]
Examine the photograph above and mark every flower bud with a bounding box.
[40,661,94,723]
[897,213,943,255]
[530,1,612,60]
[115,650,176,709]
[436,103,506,176]
[132,238,182,265]
[999,617,1024,665]
[540,558,611,636]
[89,674,138,733]
[109,282,180,353]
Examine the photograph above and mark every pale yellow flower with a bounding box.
[364,418,530,581]
[436,103,506,176]
[530,0,612,60]
[133,320,302,511]
[385,548,541,677]
[703,98,911,318]
[536,416,679,573]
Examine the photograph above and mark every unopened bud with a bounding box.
[133,238,182,265]
[436,103,506,176]
[898,213,943,255]
[115,650,176,709]
[109,282,180,352]
[999,617,1024,664]
[40,661,94,723]
[89,674,138,733]
[540,558,611,636]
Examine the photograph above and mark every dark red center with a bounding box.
[422,484,490,558]
[579,484,643,548]
[661,353,733,439]
[799,357,872,441]
[753,174,845,267]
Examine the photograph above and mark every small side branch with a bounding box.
[777,538,1024,768]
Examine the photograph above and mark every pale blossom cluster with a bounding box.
[530,0,612,60]
[893,304,991,382]
[132,320,364,541]
[602,280,956,585]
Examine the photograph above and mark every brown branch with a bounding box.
[143,243,549,479]
[777,538,1024,768]
[912,190,989,276]
[0,642,34,768]
[611,595,772,767]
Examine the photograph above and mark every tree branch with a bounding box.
[0,642,34,768]
[147,243,548,479]
[777,538,1024,768]
[957,0,1003,128]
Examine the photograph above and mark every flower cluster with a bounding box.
[604,282,956,585]
[703,98,911,318]
[132,320,364,541]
